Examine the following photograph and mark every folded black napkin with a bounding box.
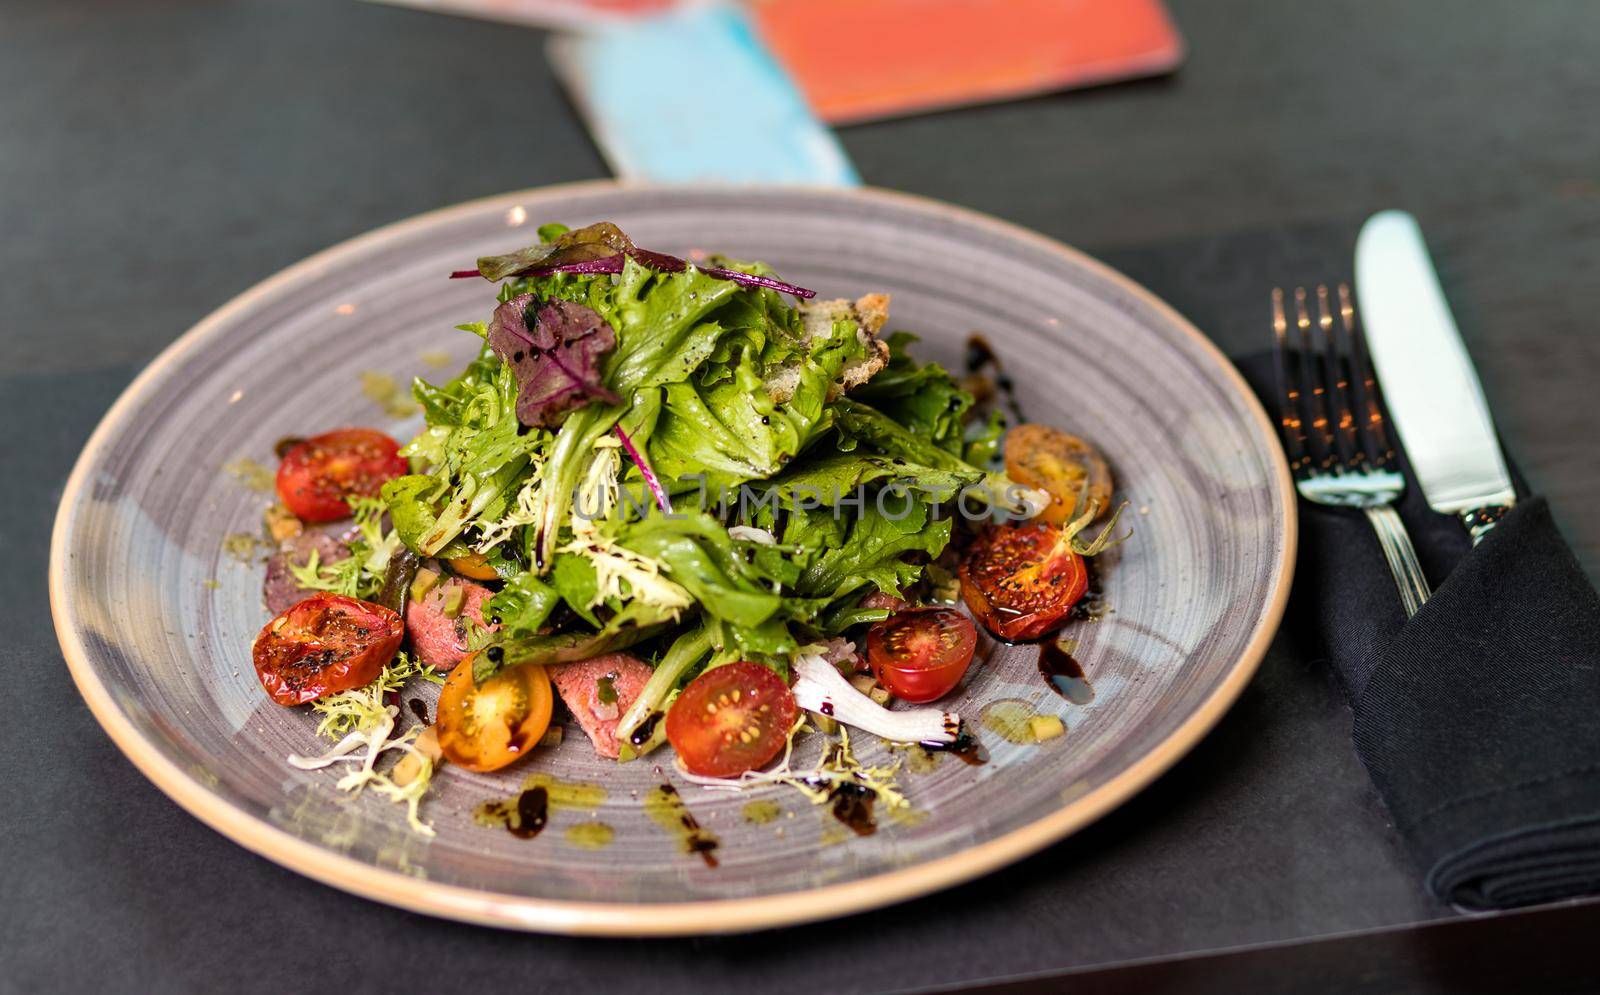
[1236,355,1600,910]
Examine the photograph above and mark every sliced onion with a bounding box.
[727,525,777,545]
[790,653,957,745]
[675,765,763,790]
[286,729,371,769]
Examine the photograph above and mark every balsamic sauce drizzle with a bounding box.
[921,727,989,766]
[628,710,664,747]
[479,785,551,840]
[828,782,878,836]
[1038,643,1095,704]
[964,334,1026,424]
[651,784,720,868]
[512,786,550,839]
[1068,556,1108,622]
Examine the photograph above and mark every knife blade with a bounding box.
[1354,210,1515,541]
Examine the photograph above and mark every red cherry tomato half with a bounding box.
[252,593,404,706]
[865,607,979,703]
[275,428,408,523]
[959,522,1088,642]
[666,661,798,778]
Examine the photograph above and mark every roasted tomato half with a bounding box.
[866,607,978,703]
[959,522,1087,642]
[435,655,553,772]
[666,661,798,778]
[252,593,404,706]
[1004,423,1113,526]
[275,428,408,523]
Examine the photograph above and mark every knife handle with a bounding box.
[1460,502,1515,545]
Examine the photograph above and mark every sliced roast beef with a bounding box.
[262,531,351,615]
[550,653,653,759]
[404,576,496,671]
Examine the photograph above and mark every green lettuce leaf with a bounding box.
[834,398,1033,513]
[963,408,1006,467]
[647,319,865,492]
[613,512,785,630]
[484,601,672,682]
[852,331,971,454]
[602,259,743,389]
[549,552,602,627]
[759,452,981,509]
[392,349,547,556]
[486,573,561,639]
[791,493,952,601]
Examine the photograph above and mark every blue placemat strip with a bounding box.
[549,4,859,185]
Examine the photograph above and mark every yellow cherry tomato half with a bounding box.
[447,552,500,581]
[1004,423,1114,526]
[435,654,552,772]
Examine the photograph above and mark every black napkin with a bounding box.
[1236,355,1600,910]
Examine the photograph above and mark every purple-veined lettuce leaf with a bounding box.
[473,222,634,282]
[452,221,816,298]
[487,294,621,428]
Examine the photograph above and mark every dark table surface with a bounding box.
[5,1,1600,992]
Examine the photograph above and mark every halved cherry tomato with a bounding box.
[666,661,797,778]
[959,522,1088,642]
[435,654,552,772]
[252,593,404,705]
[866,607,978,703]
[447,551,500,581]
[1004,424,1113,526]
[275,428,408,523]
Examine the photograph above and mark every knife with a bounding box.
[1354,210,1515,543]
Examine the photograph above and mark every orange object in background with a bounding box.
[750,0,1185,124]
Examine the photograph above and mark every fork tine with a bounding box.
[1315,284,1365,471]
[1336,283,1399,469]
[1293,287,1340,474]
[1270,288,1311,479]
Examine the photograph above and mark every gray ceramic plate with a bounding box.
[51,183,1294,934]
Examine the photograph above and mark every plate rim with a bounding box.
[49,180,1297,935]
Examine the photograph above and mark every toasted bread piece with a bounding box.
[764,293,891,403]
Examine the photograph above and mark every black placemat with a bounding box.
[14,0,1600,989]
[1112,225,1600,911]
[5,216,1464,993]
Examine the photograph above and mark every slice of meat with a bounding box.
[765,293,892,403]
[860,591,909,613]
[262,531,350,615]
[550,653,653,759]
[404,576,496,671]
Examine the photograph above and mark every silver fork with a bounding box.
[1271,283,1431,617]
